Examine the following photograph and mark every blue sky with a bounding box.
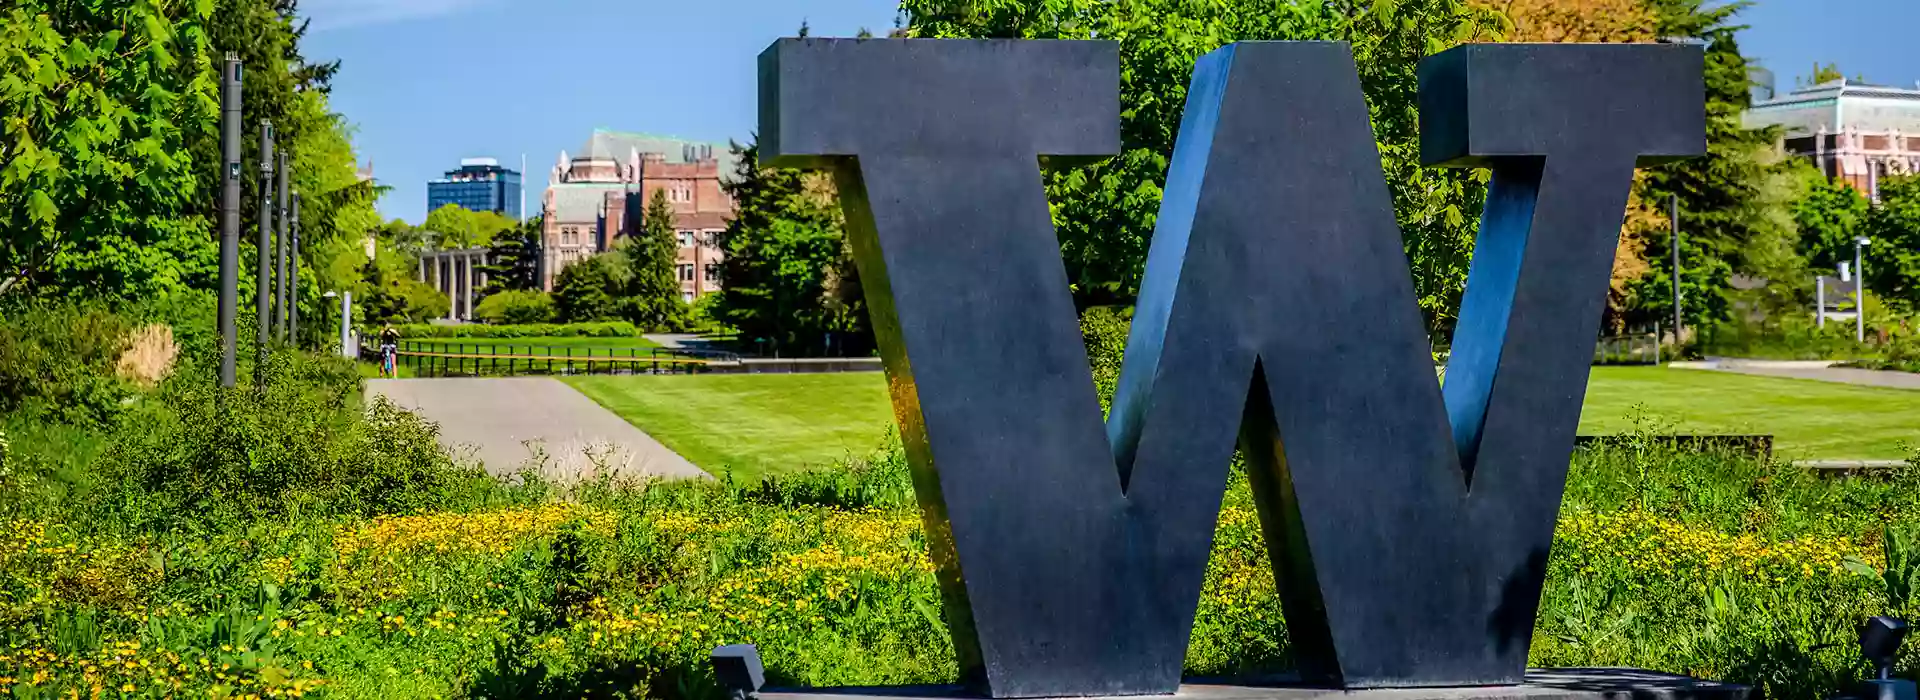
[299,0,1918,223]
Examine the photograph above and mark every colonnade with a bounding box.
[418,248,489,322]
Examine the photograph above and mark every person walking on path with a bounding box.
[379,325,400,378]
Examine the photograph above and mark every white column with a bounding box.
[339,291,354,358]
[462,254,475,321]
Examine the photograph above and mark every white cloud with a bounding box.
[301,0,494,30]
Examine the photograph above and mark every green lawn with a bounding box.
[564,373,893,480]
[1580,366,1920,461]
[566,366,1920,479]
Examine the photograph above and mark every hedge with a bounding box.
[385,322,641,339]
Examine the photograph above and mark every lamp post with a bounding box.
[1670,195,1683,345]
[217,54,243,387]
[321,291,338,354]
[1856,236,1871,343]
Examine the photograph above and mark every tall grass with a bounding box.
[4,306,1919,698]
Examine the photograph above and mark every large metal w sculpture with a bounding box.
[750,39,1707,699]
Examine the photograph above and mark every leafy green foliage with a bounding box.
[1794,168,1871,274]
[474,289,558,325]
[900,0,1503,336]
[424,203,517,250]
[86,350,487,535]
[715,141,870,356]
[1861,175,1920,308]
[0,301,136,427]
[2,0,381,336]
[390,321,640,339]
[620,189,689,331]
[553,254,625,323]
[356,255,448,325]
[0,0,218,300]
[483,216,545,294]
[1630,0,1807,330]
[1080,306,1132,413]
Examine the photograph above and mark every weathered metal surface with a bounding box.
[759,38,1704,697]
[217,55,243,387]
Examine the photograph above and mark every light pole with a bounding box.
[321,291,337,354]
[1671,195,1683,345]
[255,121,274,376]
[1856,236,1871,343]
[217,54,243,387]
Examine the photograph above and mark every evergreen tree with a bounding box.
[482,217,544,295]
[619,189,687,331]
[715,141,870,356]
[1630,0,1808,332]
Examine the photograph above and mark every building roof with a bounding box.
[1744,78,1920,135]
[547,183,625,224]
[580,129,742,178]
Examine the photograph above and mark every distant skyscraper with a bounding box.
[428,157,522,218]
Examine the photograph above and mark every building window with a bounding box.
[682,292,695,303]
[678,231,695,247]
[705,264,720,283]
[678,264,695,282]
[703,231,720,247]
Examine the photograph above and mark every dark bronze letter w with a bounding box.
[759,38,1703,699]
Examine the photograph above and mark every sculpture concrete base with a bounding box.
[756,669,1748,700]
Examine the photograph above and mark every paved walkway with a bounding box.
[1676,361,1920,391]
[365,377,709,481]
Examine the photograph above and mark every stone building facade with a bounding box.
[1745,76,1920,201]
[538,129,738,300]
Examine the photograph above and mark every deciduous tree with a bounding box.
[899,0,1505,338]
[423,204,516,250]
[0,0,217,299]
[553,254,624,323]
[1862,175,1920,308]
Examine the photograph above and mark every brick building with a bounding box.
[538,129,738,300]
[1745,75,1920,201]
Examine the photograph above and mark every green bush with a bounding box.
[1080,306,1132,412]
[476,289,559,325]
[0,425,1914,698]
[390,321,641,339]
[83,349,491,535]
[0,301,136,427]
[554,254,626,323]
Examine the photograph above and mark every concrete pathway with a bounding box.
[1673,360,1920,391]
[365,377,709,481]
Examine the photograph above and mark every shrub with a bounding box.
[1080,306,1132,411]
[390,321,641,339]
[0,301,136,427]
[476,289,558,325]
[688,292,732,334]
[554,254,626,323]
[83,349,490,535]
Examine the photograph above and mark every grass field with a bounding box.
[569,366,1919,476]
[1581,366,1920,461]
[565,373,893,480]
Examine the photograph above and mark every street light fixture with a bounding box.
[1856,237,1871,343]
[321,291,338,353]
